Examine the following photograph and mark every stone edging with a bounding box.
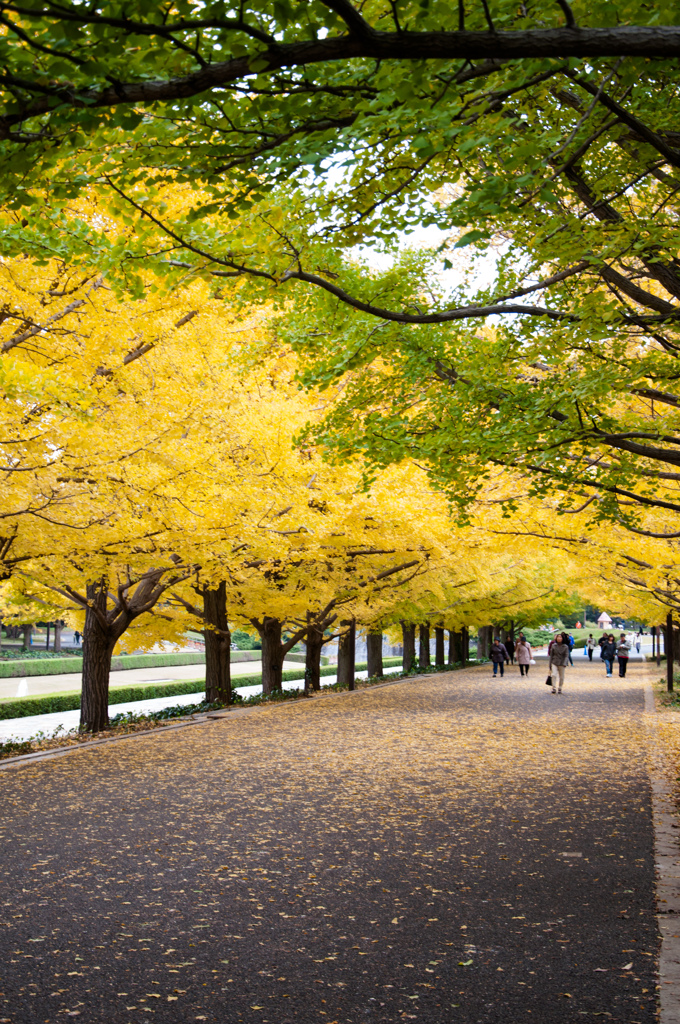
[645,682,680,1023]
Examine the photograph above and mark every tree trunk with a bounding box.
[203,582,231,705]
[54,621,63,653]
[509,619,515,640]
[45,623,50,650]
[657,625,661,667]
[21,624,32,650]
[260,617,284,694]
[462,627,469,662]
[448,629,461,664]
[304,616,324,693]
[668,611,674,693]
[477,625,492,659]
[81,584,115,733]
[337,618,356,690]
[401,621,416,673]
[366,630,383,678]
[434,627,445,667]
[419,623,431,668]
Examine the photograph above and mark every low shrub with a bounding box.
[0,649,83,661]
[0,737,34,757]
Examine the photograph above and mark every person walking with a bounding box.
[566,632,575,666]
[586,634,596,661]
[516,638,533,676]
[490,638,510,678]
[549,632,570,694]
[601,634,617,677]
[617,633,632,677]
[505,635,516,664]
[635,632,641,654]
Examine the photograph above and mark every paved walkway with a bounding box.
[0,659,659,1022]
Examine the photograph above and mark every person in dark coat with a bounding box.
[566,633,575,666]
[601,634,617,677]
[489,639,510,678]
[505,636,516,664]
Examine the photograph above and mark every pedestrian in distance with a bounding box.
[566,632,575,666]
[635,632,641,654]
[490,638,510,678]
[505,635,516,664]
[601,634,617,677]
[549,632,570,694]
[73,630,81,644]
[586,633,596,661]
[516,637,533,676]
[617,633,632,677]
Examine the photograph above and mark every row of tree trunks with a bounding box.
[403,623,471,672]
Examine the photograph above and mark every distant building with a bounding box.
[597,612,612,630]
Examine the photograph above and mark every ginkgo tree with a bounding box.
[0,238,608,733]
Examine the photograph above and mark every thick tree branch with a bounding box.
[2,27,680,137]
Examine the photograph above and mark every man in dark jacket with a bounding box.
[601,634,617,677]
[505,636,516,664]
[490,639,510,677]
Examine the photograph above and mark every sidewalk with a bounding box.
[0,658,659,1022]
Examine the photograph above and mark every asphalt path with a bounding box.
[0,660,658,1023]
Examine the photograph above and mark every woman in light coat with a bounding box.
[516,638,533,676]
[549,633,570,694]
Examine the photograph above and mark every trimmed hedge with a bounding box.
[0,656,406,720]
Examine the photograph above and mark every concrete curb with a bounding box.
[645,682,680,1023]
